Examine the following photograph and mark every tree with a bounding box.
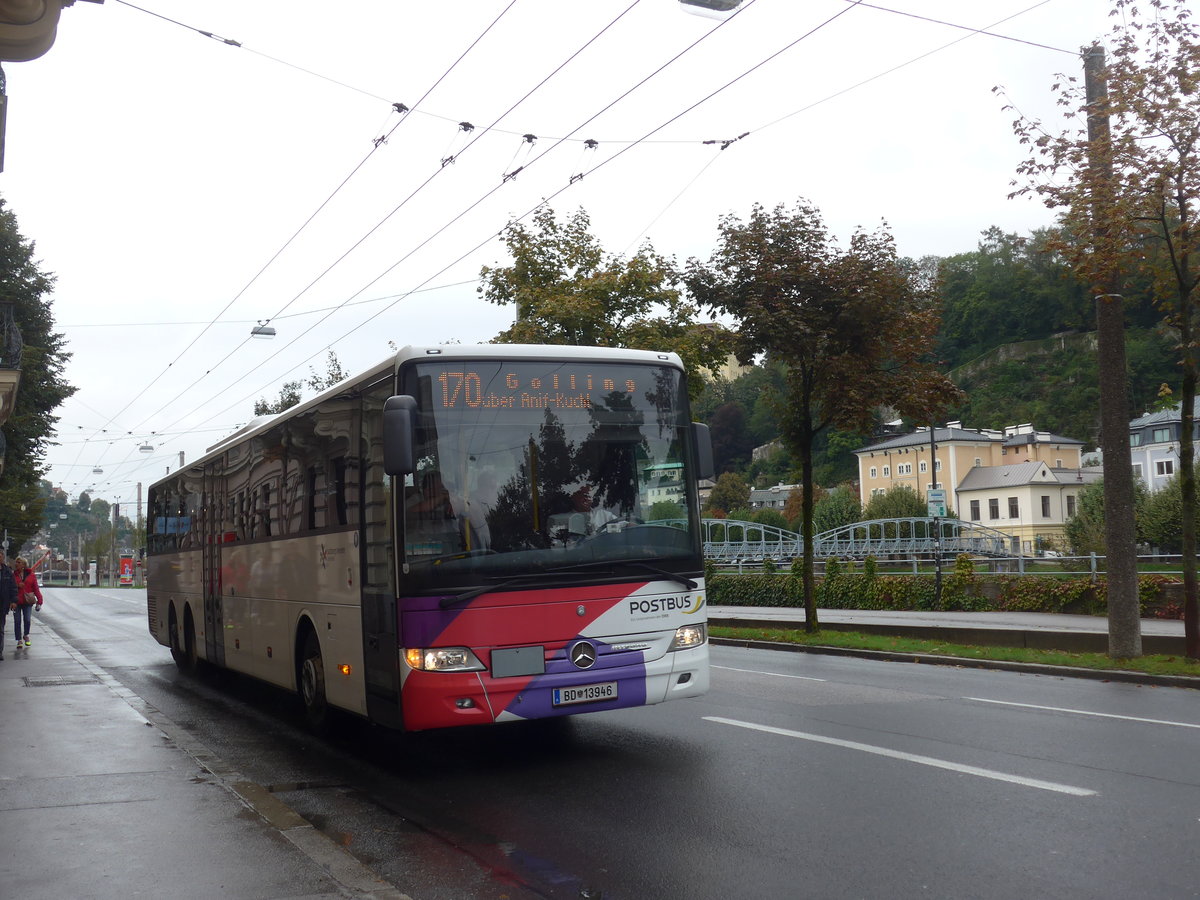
[479,206,731,399]
[812,485,863,534]
[1139,476,1193,553]
[1004,0,1200,657]
[862,484,926,520]
[686,201,960,631]
[0,198,76,552]
[704,471,750,515]
[750,508,788,531]
[253,351,347,416]
[1064,478,1150,554]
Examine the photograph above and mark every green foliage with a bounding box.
[1064,478,1151,554]
[0,199,76,552]
[812,485,863,534]
[647,500,684,522]
[706,569,1179,615]
[480,206,731,400]
[706,472,750,514]
[1139,476,1196,553]
[862,484,926,520]
[254,351,347,416]
[750,508,788,531]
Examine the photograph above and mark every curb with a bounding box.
[41,620,413,900]
[709,636,1200,690]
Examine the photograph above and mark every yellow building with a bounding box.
[854,424,1089,551]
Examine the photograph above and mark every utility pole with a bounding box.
[1085,44,1142,658]
[930,426,943,607]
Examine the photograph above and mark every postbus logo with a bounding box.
[627,593,705,616]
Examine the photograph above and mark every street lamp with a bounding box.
[251,320,276,339]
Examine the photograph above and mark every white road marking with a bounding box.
[712,665,826,682]
[965,696,1200,729]
[704,716,1097,797]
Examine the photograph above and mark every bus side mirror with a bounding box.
[692,422,714,481]
[383,395,418,476]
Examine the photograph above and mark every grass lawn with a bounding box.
[709,624,1200,679]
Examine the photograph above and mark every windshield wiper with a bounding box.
[541,560,698,591]
[439,572,557,608]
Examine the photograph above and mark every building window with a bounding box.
[1041,495,1051,517]
[882,466,890,477]
[869,467,877,479]
[1066,495,1076,518]
[935,460,942,472]
[1055,458,1063,468]
[1151,427,1171,443]
[970,500,980,521]
[919,461,927,473]
[988,498,1000,520]
[1008,497,1019,518]
[1130,432,1143,446]
[974,458,981,467]
[1132,463,1143,480]
[1157,459,1174,477]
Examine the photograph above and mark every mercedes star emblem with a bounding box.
[569,641,597,670]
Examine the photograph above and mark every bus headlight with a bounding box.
[669,623,707,651]
[405,647,486,672]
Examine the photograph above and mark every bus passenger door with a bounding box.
[202,465,225,667]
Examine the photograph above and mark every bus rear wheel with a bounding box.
[170,606,198,673]
[299,629,329,733]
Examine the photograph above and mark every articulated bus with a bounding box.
[147,344,714,731]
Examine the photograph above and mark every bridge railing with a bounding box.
[700,517,1016,562]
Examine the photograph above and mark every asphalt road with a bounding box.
[39,587,1200,899]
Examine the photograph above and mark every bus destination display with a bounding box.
[436,370,640,410]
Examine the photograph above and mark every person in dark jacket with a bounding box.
[12,556,42,648]
[0,550,15,660]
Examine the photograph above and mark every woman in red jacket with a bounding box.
[12,557,42,648]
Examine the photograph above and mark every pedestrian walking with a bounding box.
[12,556,42,648]
[0,551,13,660]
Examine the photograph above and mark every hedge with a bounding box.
[707,555,1183,617]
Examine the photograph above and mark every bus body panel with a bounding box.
[397,578,706,731]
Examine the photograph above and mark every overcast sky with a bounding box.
[2,0,1129,514]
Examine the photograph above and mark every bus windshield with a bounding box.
[400,358,698,590]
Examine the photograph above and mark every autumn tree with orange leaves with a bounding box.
[1004,0,1200,659]
[686,201,960,631]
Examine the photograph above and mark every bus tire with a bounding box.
[168,605,184,668]
[298,627,330,733]
[181,606,199,673]
[170,605,198,673]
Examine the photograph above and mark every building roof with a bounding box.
[956,462,1100,492]
[858,427,994,453]
[1130,399,1200,429]
[957,461,1055,491]
[857,424,1083,454]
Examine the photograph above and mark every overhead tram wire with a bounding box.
[620,0,1069,253]
[148,0,658,436]
[841,0,1074,55]
[154,0,767,431]
[110,0,698,147]
[753,0,1068,135]
[106,1,521,437]
[184,1,883,429]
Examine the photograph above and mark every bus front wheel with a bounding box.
[299,629,329,733]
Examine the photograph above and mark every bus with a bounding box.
[147,344,714,731]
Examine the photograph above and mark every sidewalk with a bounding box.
[0,618,409,900]
[709,605,1185,653]
[709,605,1199,687]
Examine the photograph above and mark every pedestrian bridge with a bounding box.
[698,518,1017,562]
